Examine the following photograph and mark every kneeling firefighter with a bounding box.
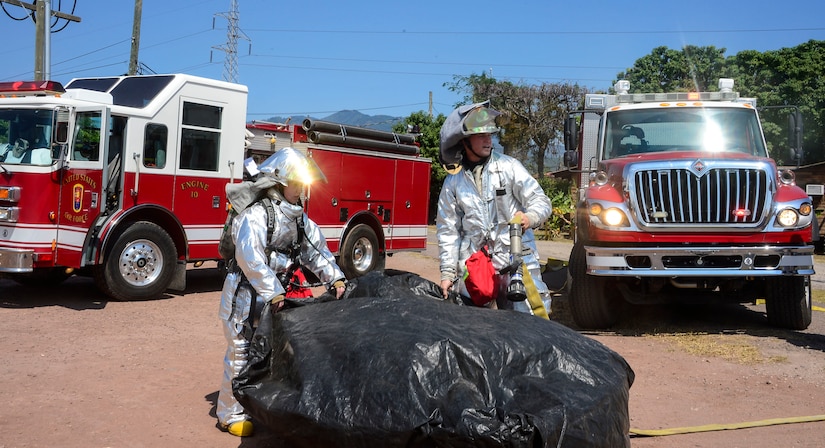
[216,148,347,437]
[436,101,553,318]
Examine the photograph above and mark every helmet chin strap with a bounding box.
[462,139,488,164]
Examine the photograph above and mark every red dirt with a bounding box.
[2,244,825,447]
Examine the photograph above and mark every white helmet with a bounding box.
[258,147,327,186]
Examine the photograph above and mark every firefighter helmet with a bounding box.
[258,147,327,185]
[461,106,501,136]
[439,101,502,171]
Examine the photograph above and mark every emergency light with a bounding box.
[0,80,65,97]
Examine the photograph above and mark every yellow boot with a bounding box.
[226,420,254,437]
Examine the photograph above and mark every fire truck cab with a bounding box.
[563,78,815,330]
[0,75,249,301]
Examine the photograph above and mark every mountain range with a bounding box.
[260,110,403,132]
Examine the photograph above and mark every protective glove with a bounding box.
[270,294,285,314]
[332,280,346,299]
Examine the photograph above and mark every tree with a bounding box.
[616,41,825,164]
[729,40,825,163]
[445,73,587,177]
[616,45,727,92]
[616,46,687,92]
[393,111,446,223]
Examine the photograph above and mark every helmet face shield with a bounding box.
[258,147,328,186]
[462,107,501,136]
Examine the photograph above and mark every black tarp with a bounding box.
[234,270,634,447]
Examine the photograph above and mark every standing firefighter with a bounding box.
[436,101,553,317]
[216,148,347,437]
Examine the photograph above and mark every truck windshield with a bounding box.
[603,107,767,160]
[0,109,55,166]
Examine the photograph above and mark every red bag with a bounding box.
[285,269,313,298]
[464,245,497,306]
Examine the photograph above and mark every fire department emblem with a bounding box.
[72,183,83,213]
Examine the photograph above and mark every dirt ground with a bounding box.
[2,234,825,447]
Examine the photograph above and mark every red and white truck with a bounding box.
[0,75,430,301]
[563,78,815,330]
[245,119,431,280]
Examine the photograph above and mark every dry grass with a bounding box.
[652,332,787,365]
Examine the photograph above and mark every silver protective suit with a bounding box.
[216,191,345,427]
[436,151,553,313]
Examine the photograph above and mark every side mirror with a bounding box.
[564,116,579,152]
[563,150,579,169]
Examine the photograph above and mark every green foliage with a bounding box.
[444,73,588,177]
[616,40,825,164]
[0,119,8,144]
[392,111,447,223]
[617,45,727,92]
[536,177,574,240]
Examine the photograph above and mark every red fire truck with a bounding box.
[563,78,815,330]
[0,75,430,301]
[245,119,431,279]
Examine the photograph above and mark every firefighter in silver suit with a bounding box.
[217,148,346,437]
[436,101,553,315]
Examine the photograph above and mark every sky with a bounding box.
[1,0,824,123]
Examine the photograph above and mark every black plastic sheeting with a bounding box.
[234,270,634,447]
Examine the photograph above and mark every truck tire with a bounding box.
[568,242,621,329]
[765,276,812,330]
[94,221,177,301]
[339,224,382,279]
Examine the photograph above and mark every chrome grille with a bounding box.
[633,167,769,225]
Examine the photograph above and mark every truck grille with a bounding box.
[633,167,770,225]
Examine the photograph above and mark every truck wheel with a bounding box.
[765,276,812,330]
[568,242,621,329]
[339,224,382,279]
[94,221,177,301]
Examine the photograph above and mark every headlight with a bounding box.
[799,202,813,216]
[602,208,627,226]
[776,208,799,227]
[0,206,20,222]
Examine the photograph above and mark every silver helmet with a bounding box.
[439,101,501,171]
[258,147,327,186]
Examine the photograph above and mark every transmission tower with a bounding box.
[212,0,249,83]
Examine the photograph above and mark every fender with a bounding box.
[85,204,187,266]
[339,210,386,256]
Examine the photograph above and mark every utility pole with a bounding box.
[128,0,142,75]
[0,0,81,80]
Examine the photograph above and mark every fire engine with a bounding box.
[0,75,429,301]
[245,119,431,279]
[563,78,815,330]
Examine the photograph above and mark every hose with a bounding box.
[630,414,825,437]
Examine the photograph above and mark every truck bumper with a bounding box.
[585,245,814,277]
[0,248,34,272]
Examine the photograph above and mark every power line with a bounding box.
[249,53,625,71]
[244,27,825,36]
[239,61,612,84]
